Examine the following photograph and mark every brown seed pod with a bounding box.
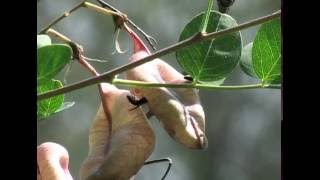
[78,56,155,180]
[124,24,207,149]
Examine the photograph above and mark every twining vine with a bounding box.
[37,0,281,179]
[37,1,280,102]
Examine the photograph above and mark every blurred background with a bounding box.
[37,0,281,180]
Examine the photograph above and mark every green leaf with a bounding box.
[37,35,51,48]
[37,79,64,120]
[37,44,72,85]
[55,101,75,113]
[252,18,281,84]
[240,42,258,78]
[176,10,242,83]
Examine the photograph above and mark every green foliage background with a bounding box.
[37,0,281,179]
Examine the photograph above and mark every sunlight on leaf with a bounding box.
[252,18,281,84]
[37,79,64,120]
[37,35,51,49]
[37,44,72,85]
[176,10,242,83]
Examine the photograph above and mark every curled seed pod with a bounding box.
[37,142,73,180]
[78,57,155,180]
[124,24,207,149]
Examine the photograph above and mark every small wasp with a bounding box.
[127,75,193,110]
[126,95,148,111]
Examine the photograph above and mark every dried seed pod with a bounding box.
[124,24,207,149]
[37,142,73,180]
[78,58,155,180]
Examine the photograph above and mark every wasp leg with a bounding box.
[126,95,148,111]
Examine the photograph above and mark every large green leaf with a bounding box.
[37,79,64,120]
[37,44,72,85]
[240,42,258,78]
[176,10,242,83]
[37,35,51,49]
[252,18,281,84]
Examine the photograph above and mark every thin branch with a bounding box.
[37,10,281,101]
[39,0,87,34]
[47,28,110,63]
[95,0,157,50]
[46,28,85,62]
[82,2,123,17]
[46,29,73,44]
[203,10,281,41]
[38,1,125,34]
[112,79,280,90]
